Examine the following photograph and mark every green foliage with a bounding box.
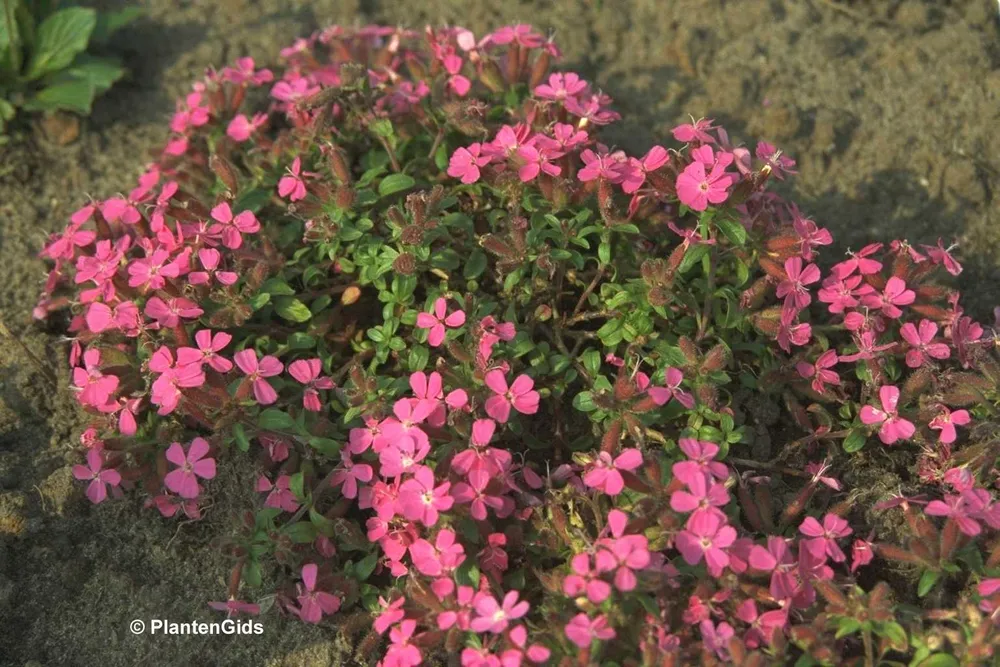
[0,0,137,133]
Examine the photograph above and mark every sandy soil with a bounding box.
[1,1,998,665]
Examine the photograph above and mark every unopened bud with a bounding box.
[341,285,362,305]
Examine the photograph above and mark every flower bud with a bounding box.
[392,252,417,275]
[341,285,362,305]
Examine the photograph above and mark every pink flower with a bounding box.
[860,385,915,445]
[850,536,875,573]
[563,553,612,603]
[279,157,313,201]
[209,202,260,249]
[776,257,820,312]
[471,590,529,633]
[564,613,616,648]
[452,468,509,521]
[398,465,454,526]
[582,448,642,496]
[257,474,300,512]
[830,243,883,279]
[226,112,266,142]
[73,348,119,407]
[177,329,233,373]
[72,449,121,504]
[189,248,238,286]
[144,296,203,328]
[374,596,406,634]
[921,238,962,276]
[448,144,491,184]
[578,147,625,182]
[288,358,335,411]
[670,472,730,524]
[674,512,736,576]
[620,145,668,193]
[700,620,735,660]
[295,563,340,623]
[409,529,465,577]
[675,156,733,211]
[795,349,840,395]
[646,367,695,409]
[127,247,182,291]
[329,451,373,500]
[484,370,540,423]
[416,297,466,346]
[672,117,716,144]
[234,349,284,405]
[900,319,950,368]
[534,72,588,101]
[929,406,971,444]
[149,346,206,415]
[163,438,216,499]
[861,276,915,319]
[386,619,422,666]
[925,494,981,536]
[792,212,832,260]
[799,513,852,562]
[596,510,651,592]
[672,438,729,485]
[516,144,562,182]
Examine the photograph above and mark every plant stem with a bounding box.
[572,264,606,318]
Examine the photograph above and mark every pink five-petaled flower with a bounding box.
[163,438,216,499]
[776,256,820,313]
[144,296,204,328]
[149,346,206,415]
[900,319,950,368]
[295,563,340,624]
[226,112,267,142]
[670,471,730,524]
[329,451,373,500]
[516,143,562,182]
[674,512,736,576]
[484,370,540,423]
[534,72,588,101]
[177,329,234,373]
[646,367,696,409]
[409,529,466,578]
[73,348,119,408]
[189,248,238,286]
[209,202,260,249]
[796,349,840,395]
[234,349,284,405]
[448,144,491,184]
[925,494,982,536]
[861,276,915,319]
[582,448,642,495]
[860,385,915,445]
[799,513,852,563]
[386,619,422,666]
[675,154,733,212]
[257,473,300,513]
[672,117,716,144]
[288,358,335,412]
[672,438,729,485]
[398,465,454,527]
[564,613,616,649]
[72,449,121,504]
[374,596,406,634]
[929,406,971,444]
[563,553,612,603]
[416,297,466,346]
[279,157,311,201]
[596,509,651,592]
[470,590,530,634]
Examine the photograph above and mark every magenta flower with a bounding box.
[164,437,216,499]
[72,449,121,504]
[516,143,562,182]
[149,346,206,415]
[189,248,238,286]
[850,536,875,574]
[564,613,616,648]
[860,385,915,445]
[700,620,735,660]
[672,117,717,144]
[72,348,119,408]
[279,157,312,201]
[799,513,852,562]
[578,147,626,182]
[226,112,267,142]
[792,212,832,260]
[409,529,466,577]
[922,238,963,276]
[776,256,820,312]
[415,297,466,346]
[582,448,642,496]
[595,510,651,592]
[929,406,971,444]
[144,295,203,328]
[127,247,182,290]
[385,620,422,666]
[534,72,588,101]
[470,590,529,633]
[670,471,730,524]
[861,276,915,319]
[208,202,260,249]
[830,243,883,279]
[795,349,840,395]
[288,358,335,411]
[177,329,233,373]
[674,512,736,576]
[329,451,373,500]
[675,154,733,211]
[925,494,981,536]
[646,367,695,409]
[374,596,406,634]
[295,563,340,624]
[447,143,491,184]
[398,465,454,526]
[563,553,612,603]
[208,597,261,617]
[620,145,669,193]
[672,438,729,486]
[256,473,300,512]
[900,319,950,368]
[484,370,540,423]
[234,349,284,405]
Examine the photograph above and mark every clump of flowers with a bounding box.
[38,22,1000,666]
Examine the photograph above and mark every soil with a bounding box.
[1,0,999,665]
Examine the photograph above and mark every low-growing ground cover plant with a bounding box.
[0,1,139,134]
[35,21,1000,666]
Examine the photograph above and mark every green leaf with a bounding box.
[22,79,95,113]
[834,617,861,639]
[90,7,142,45]
[354,552,378,581]
[715,216,747,246]
[0,0,22,77]
[572,391,597,412]
[59,54,125,94]
[232,423,250,452]
[678,243,710,274]
[916,655,960,667]
[842,429,866,453]
[274,297,312,323]
[289,472,305,501]
[454,559,480,588]
[243,559,262,587]
[284,521,316,544]
[378,173,415,197]
[877,621,907,652]
[598,241,611,265]
[258,408,295,432]
[581,349,601,377]
[24,7,96,81]
[464,249,488,279]
[261,277,296,295]
[917,569,940,597]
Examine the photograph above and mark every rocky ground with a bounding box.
[1,1,998,665]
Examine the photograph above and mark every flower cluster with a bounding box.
[39,22,1000,666]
